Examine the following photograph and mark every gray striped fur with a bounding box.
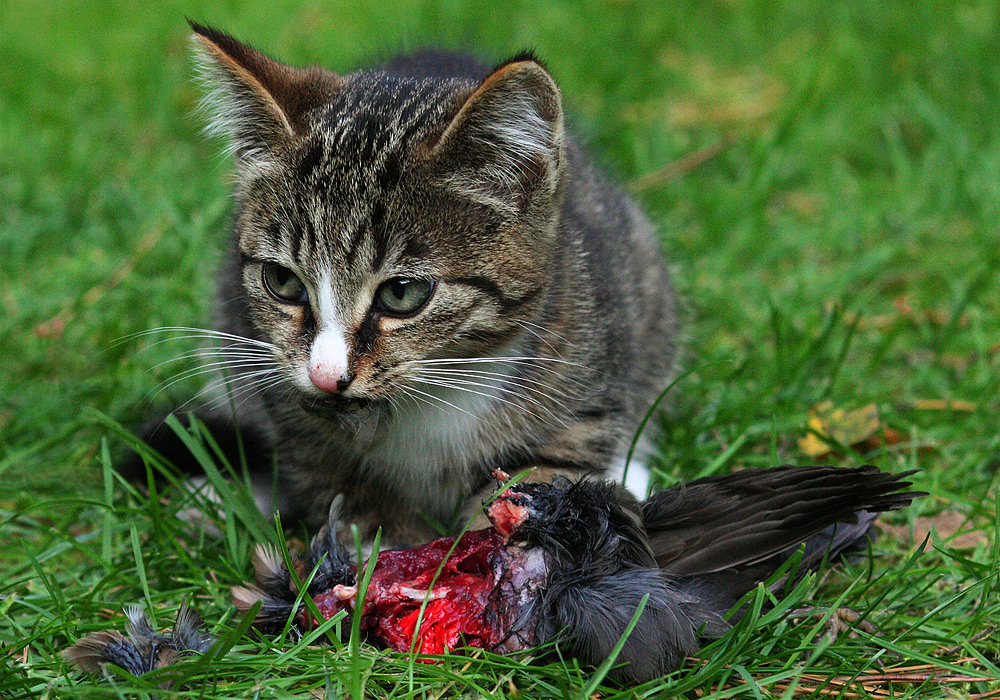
[190,24,679,545]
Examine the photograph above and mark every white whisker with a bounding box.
[202,372,287,414]
[514,318,578,349]
[412,376,567,428]
[152,355,275,373]
[121,326,278,352]
[155,366,283,407]
[152,347,275,368]
[400,384,477,418]
[513,319,565,356]
[415,367,590,400]
[147,359,278,399]
[413,373,571,416]
[408,355,587,368]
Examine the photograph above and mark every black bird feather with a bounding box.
[63,603,212,679]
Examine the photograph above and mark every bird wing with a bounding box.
[642,465,918,577]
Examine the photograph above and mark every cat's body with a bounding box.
[135,25,678,546]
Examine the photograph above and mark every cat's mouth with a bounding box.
[298,393,374,419]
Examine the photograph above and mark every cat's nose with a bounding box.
[309,328,352,393]
[309,364,354,394]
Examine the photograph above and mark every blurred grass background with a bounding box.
[2,1,999,697]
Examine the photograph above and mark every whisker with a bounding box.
[411,377,567,428]
[400,384,477,418]
[514,318,578,349]
[152,366,282,406]
[513,319,564,356]
[147,360,277,397]
[120,326,278,352]
[152,354,275,372]
[415,367,590,400]
[396,388,434,415]
[408,355,588,368]
[202,372,287,414]
[413,373,571,416]
[404,357,595,390]
[188,367,285,412]
[152,347,275,366]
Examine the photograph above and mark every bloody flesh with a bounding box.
[299,528,510,655]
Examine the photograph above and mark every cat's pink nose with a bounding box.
[308,364,353,394]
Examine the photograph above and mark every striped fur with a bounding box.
[186,24,679,545]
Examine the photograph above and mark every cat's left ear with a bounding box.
[429,53,564,214]
[189,21,341,172]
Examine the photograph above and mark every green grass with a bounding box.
[2,0,999,697]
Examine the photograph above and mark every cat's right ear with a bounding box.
[189,21,341,172]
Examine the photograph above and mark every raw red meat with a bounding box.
[299,528,508,654]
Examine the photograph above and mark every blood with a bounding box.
[298,528,507,655]
[487,496,530,538]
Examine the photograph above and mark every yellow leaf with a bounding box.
[798,401,880,458]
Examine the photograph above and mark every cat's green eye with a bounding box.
[375,278,434,316]
[262,263,308,304]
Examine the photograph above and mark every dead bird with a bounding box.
[230,464,920,683]
[64,465,919,683]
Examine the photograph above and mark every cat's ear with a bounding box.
[189,21,341,171]
[429,54,564,214]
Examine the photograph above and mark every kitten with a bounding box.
[130,22,679,546]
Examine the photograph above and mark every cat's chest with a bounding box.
[342,371,513,508]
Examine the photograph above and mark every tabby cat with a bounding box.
[133,22,679,546]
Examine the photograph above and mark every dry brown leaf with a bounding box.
[799,401,880,458]
[879,510,986,550]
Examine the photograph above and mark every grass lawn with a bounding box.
[2,0,999,697]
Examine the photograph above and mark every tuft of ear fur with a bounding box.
[430,54,564,215]
[189,21,341,172]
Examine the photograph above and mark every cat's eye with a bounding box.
[262,263,308,304]
[375,278,434,316]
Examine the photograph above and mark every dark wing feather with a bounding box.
[643,465,919,577]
